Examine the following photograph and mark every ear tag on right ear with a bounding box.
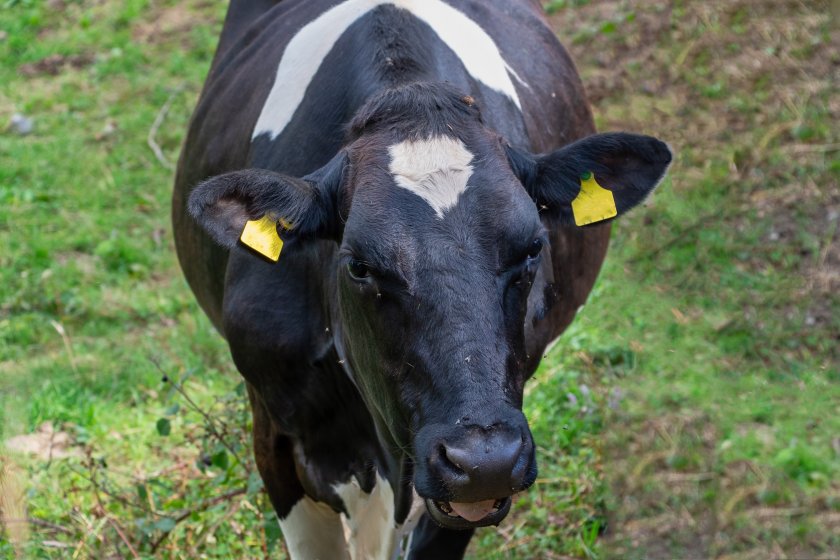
[240,215,283,262]
[571,171,618,226]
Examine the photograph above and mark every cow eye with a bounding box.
[347,258,371,281]
[526,238,544,259]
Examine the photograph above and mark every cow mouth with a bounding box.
[424,497,512,529]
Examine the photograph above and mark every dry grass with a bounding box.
[0,460,29,555]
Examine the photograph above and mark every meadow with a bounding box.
[1,0,837,558]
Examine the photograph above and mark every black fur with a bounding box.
[348,81,483,141]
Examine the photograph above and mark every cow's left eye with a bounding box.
[347,258,371,281]
[526,238,544,259]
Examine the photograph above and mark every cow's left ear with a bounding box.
[188,152,347,259]
[507,132,672,226]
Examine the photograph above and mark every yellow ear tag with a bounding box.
[240,215,283,262]
[571,171,618,226]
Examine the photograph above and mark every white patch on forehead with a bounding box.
[333,472,398,560]
[388,136,474,218]
[252,0,526,141]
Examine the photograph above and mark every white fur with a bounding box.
[395,491,426,559]
[276,479,423,560]
[279,497,350,560]
[333,473,397,560]
[395,0,527,102]
[330,475,425,560]
[252,0,526,140]
[388,136,474,218]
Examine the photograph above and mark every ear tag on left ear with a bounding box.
[240,215,283,262]
[571,171,618,226]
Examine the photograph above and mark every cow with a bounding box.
[172,0,671,558]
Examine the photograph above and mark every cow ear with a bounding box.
[508,133,672,226]
[188,152,347,254]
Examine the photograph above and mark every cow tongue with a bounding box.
[448,499,497,522]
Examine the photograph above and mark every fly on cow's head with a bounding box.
[188,82,672,528]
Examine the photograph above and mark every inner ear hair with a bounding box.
[188,169,316,248]
[203,195,253,249]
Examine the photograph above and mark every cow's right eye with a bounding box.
[347,258,371,281]
[526,238,544,259]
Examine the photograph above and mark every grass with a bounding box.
[544,1,839,557]
[1,0,838,558]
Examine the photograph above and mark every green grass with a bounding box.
[0,0,228,438]
[2,0,838,558]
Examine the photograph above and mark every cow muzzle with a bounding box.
[414,418,536,529]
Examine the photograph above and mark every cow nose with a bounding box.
[430,425,531,501]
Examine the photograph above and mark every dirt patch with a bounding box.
[5,422,81,461]
[133,3,212,45]
[18,53,94,77]
[603,411,840,559]
[604,411,717,555]
[54,251,99,277]
[45,0,71,11]
[751,183,840,340]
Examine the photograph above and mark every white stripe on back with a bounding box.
[252,0,526,141]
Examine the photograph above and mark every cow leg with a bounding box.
[406,514,474,560]
[248,384,349,560]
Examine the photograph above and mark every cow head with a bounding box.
[189,83,671,528]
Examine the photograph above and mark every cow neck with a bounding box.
[329,307,416,523]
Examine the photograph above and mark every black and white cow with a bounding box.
[173,0,671,557]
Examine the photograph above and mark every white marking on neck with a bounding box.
[252,0,526,141]
[278,497,350,559]
[333,473,398,560]
[388,136,474,218]
[397,490,426,558]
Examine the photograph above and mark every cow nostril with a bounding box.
[436,444,467,476]
[443,443,479,476]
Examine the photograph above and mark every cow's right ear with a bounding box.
[506,133,671,226]
[188,152,347,251]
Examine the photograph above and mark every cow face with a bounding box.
[189,84,671,528]
[335,127,546,528]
